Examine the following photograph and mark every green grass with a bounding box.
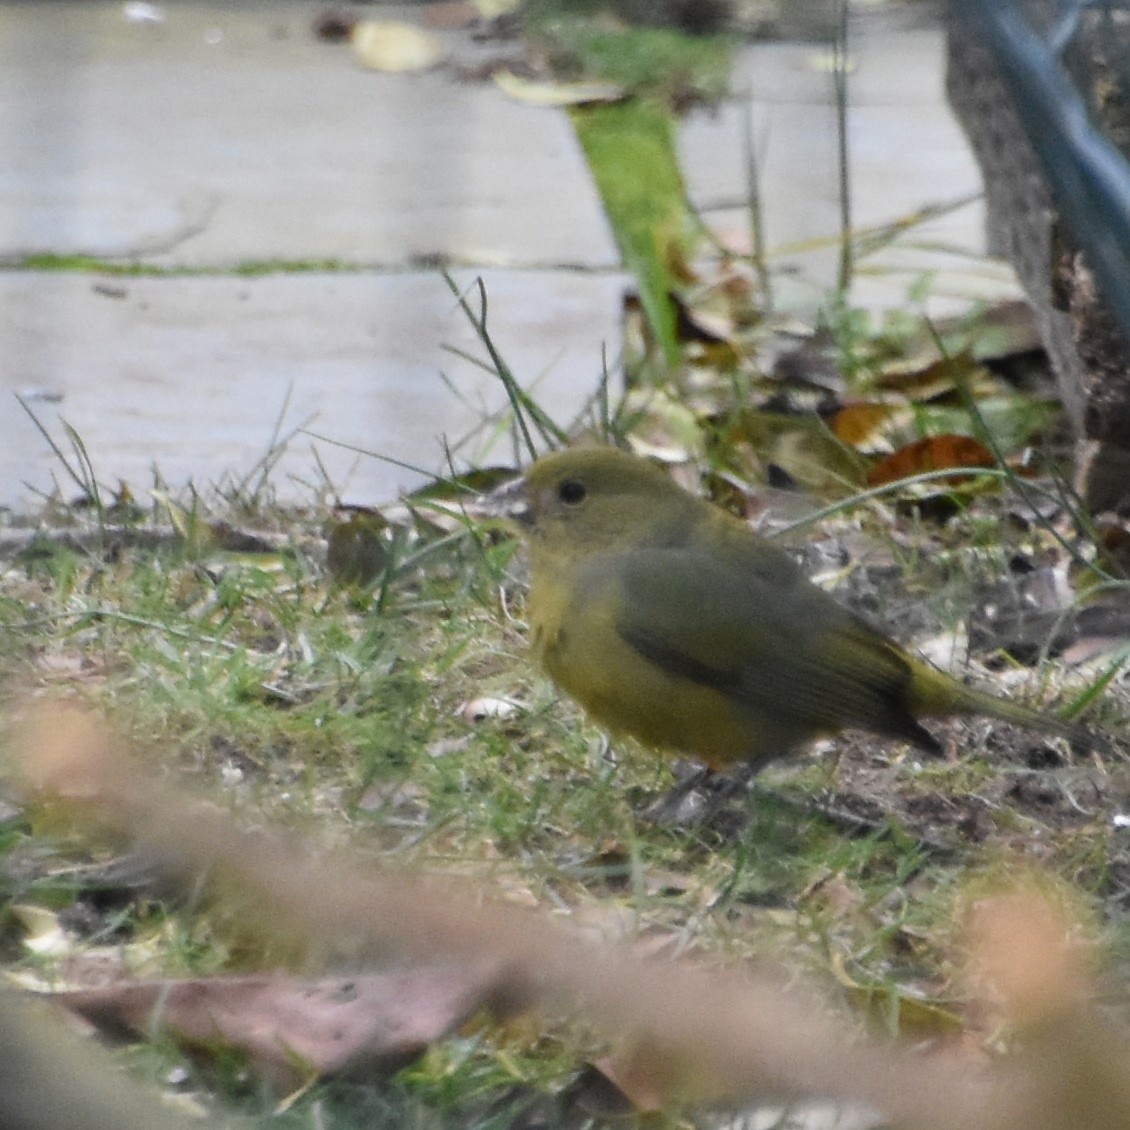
[572,98,691,368]
[531,18,734,104]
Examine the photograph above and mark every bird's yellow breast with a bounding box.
[527,559,762,769]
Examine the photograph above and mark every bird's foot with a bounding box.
[642,762,754,827]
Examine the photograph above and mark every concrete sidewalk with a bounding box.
[0,2,1007,511]
[0,2,625,509]
[680,12,1013,314]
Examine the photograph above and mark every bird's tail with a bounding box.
[958,685,1096,748]
[908,658,1099,750]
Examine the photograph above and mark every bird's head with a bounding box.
[477,446,694,558]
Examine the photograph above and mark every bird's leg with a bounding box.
[643,760,755,826]
[642,761,713,825]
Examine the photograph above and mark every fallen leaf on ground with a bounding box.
[51,965,504,1090]
[493,70,625,106]
[352,21,445,72]
[866,433,995,487]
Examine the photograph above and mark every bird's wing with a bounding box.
[605,547,936,749]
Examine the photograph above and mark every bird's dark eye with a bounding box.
[558,479,587,505]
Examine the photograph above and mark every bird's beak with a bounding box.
[467,473,533,528]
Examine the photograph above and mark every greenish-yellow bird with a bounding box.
[486,445,1087,772]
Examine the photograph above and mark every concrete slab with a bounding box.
[679,24,1020,317]
[0,2,619,269]
[0,269,625,510]
[0,1,627,510]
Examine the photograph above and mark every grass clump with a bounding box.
[572,98,691,368]
[532,17,734,104]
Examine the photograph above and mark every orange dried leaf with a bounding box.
[865,433,995,488]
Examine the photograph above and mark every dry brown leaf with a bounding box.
[874,351,990,398]
[585,1049,672,1115]
[865,433,995,488]
[562,1061,638,1119]
[879,300,1043,379]
[1095,514,1130,577]
[53,966,504,1090]
[714,408,868,495]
